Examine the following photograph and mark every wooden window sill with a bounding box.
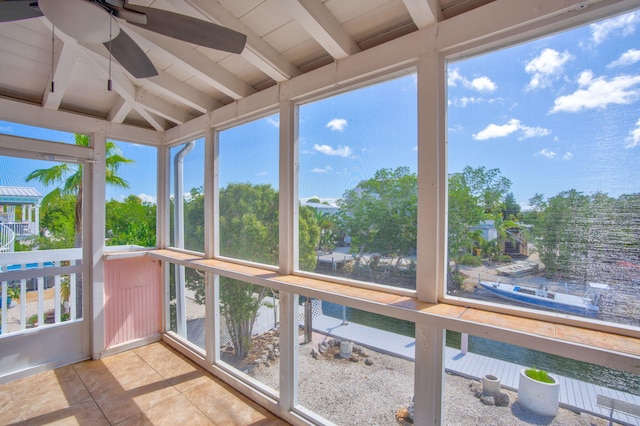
[147,249,640,375]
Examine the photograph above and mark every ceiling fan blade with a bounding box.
[105,30,158,78]
[0,0,43,22]
[124,5,247,54]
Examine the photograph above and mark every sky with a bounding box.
[447,9,640,208]
[1,9,639,210]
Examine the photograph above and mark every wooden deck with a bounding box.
[312,314,640,425]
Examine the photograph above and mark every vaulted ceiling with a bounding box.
[0,0,496,132]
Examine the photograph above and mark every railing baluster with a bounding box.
[54,261,61,323]
[1,279,7,335]
[37,267,44,327]
[70,260,76,321]
[0,249,82,335]
[20,275,26,330]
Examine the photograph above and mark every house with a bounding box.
[0,1,638,425]
[0,186,41,252]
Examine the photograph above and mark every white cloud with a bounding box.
[535,149,573,160]
[450,97,483,107]
[256,171,268,176]
[589,11,639,45]
[471,76,497,92]
[137,193,156,204]
[550,72,640,113]
[266,117,280,128]
[313,144,353,157]
[448,69,464,86]
[311,166,333,173]
[473,119,551,141]
[474,119,520,140]
[626,118,640,148]
[525,49,572,90]
[448,68,497,93]
[326,118,348,131]
[537,148,557,159]
[520,125,551,140]
[608,49,640,68]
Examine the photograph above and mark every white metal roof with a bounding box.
[0,186,42,205]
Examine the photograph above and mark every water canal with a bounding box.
[321,301,640,396]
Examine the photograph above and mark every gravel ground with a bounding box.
[250,338,612,426]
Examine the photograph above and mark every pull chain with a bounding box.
[50,25,55,93]
[108,11,113,91]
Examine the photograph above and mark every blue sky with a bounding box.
[447,10,640,207]
[1,10,639,209]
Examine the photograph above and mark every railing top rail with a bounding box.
[0,248,82,265]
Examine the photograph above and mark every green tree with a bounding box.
[531,189,591,279]
[26,134,133,247]
[462,166,512,215]
[338,167,417,262]
[183,187,205,252]
[299,205,321,271]
[219,183,279,264]
[33,193,75,249]
[447,166,511,287]
[447,172,484,272]
[531,191,639,284]
[106,195,156,247]
[502,192,521,220]
[312,209,338,253]
[183,183,320,359]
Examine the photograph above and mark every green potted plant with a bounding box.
[7,286,20,304]
[518,367,560,416]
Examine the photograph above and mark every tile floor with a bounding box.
[0,341,290,425]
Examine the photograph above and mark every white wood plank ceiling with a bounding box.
[0,0,517,132]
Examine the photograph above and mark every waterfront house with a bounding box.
[0,1,638,425]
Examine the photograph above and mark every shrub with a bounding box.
[525,368,555,383]
[459,253,482,266]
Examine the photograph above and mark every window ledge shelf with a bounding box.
[148,249,640,375]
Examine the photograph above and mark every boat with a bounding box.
[478,280,608,317]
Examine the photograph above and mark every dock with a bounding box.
[312,314,640,425]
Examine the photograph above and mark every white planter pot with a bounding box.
[482,374,501,397]
[518,369,560,416]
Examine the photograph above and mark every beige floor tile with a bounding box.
[74,352,157,395]
[117,394,214,426]
[134,342,204,387]
[182,379,280,425]
[92,372,179,424]
[6,398,109,426]
[0,343,290,426]
[0,366,92,423]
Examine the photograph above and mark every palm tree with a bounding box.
[26,134,133,247]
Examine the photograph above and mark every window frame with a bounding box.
[157,3,640,424]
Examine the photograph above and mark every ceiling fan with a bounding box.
[0,0,247,78]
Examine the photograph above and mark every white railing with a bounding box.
[0,224,15,253]
[0,248,83,335]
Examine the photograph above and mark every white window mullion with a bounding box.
[279,100,298,275]
[278,291,299,415]
[413,323,444,425]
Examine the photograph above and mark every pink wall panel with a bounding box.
[104,256,161,349]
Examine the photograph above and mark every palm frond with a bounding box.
[25,164,72,187]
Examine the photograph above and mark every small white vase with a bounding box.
[518,369,560,416]
[482,374,501,397]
